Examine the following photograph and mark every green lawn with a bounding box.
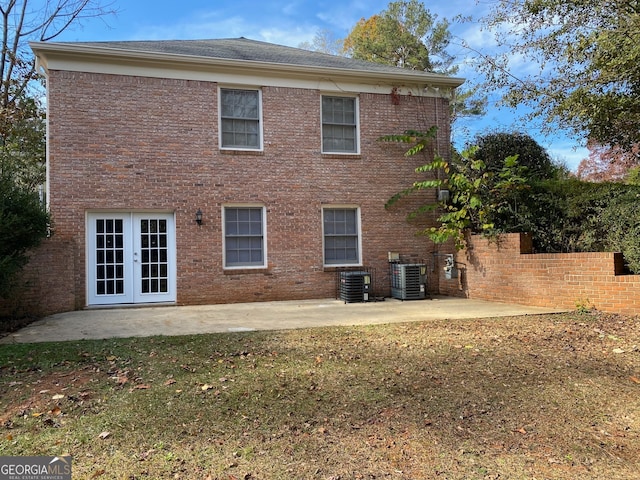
[1,311,639,479]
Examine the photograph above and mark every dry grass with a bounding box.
[1,310,639,479]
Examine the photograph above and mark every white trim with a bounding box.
[30,42,463,96]
[322,205,363,267]
[222,204,268,270]
[86,211,177,305]
[218,86,264,151]
[320,94,360,155]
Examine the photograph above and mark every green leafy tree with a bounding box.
[343,1,485,121]
[0,175,50,296]
[381,128,529,248]
[477,0,640,153]
[0,89,49,298]
[474,132,557,181]
[625,166,640,185]
[343,0,456,75]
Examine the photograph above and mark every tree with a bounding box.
[381,128,529,248]
[0,0,115,298]
[1,1,116,110]
[576,140,640,182]
[343,0,486,122]
[298,29,343,55]
[477,0,640,153]
[0,175,50,297]
[474,132,557,181]
[343,0,457,75]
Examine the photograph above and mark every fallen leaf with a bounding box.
[32,412,44,417]
[117,376,128,385]
[612,348,625,354]
[50,406,62,416]
[515,427,527,434]
[134,384,150,390]
[106,355,117,361]
[98,431,111,439]
[164,378,176,386]
[90,468,106,478]
[52,394,65,400]
[6,434,13,441]
[201,384,214,391]
[630,376,640,384]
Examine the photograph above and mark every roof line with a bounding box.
[30,41,465,88]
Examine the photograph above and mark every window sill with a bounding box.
[220,149,264,156]
[224,268,271,275]
[321,153,361,160]
[323,265,363,272]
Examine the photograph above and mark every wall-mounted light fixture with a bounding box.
[195,208,203,226]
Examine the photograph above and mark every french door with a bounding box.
[87,212,176,305]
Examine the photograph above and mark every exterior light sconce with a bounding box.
[195,208,203,226]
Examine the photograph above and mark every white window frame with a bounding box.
[322,205,362,267]
[219,87,263,151]
[222,204,267,269]
[321,94,360,154]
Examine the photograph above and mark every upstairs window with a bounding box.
[321,96,359,154]
[220,88,262,150]
[323,207,361,266]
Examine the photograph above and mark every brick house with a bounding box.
[28,38,463,310]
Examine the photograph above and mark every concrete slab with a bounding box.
[0,297,567,344]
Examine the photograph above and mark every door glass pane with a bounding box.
[139,217,169,294]
[95,218,125,296]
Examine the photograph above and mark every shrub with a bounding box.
[0,178,50,297]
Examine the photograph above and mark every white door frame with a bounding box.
[86,212,176,306]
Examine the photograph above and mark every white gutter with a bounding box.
[30,41,465,89]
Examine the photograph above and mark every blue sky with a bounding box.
[53,0,588,170]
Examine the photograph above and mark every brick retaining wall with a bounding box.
[440,233,640,315]
[0,237,77,318]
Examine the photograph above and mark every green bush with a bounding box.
[474,132,558,181]
[0,178,50,297]
[498,179,640,273]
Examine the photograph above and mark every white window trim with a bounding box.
[222,204,268,270]
[322,205,362,267]
[320,94,360,155]
[218,86,264,151]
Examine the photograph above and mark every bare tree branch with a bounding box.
[1,0,116,108]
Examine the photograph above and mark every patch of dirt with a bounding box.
[1,365,106,428]
[0,315,40,337]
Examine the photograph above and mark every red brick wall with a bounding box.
[0,237,76,317]
[42,70,449,310]
[440,233,640,315]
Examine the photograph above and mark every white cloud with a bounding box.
[258,26,314,47]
